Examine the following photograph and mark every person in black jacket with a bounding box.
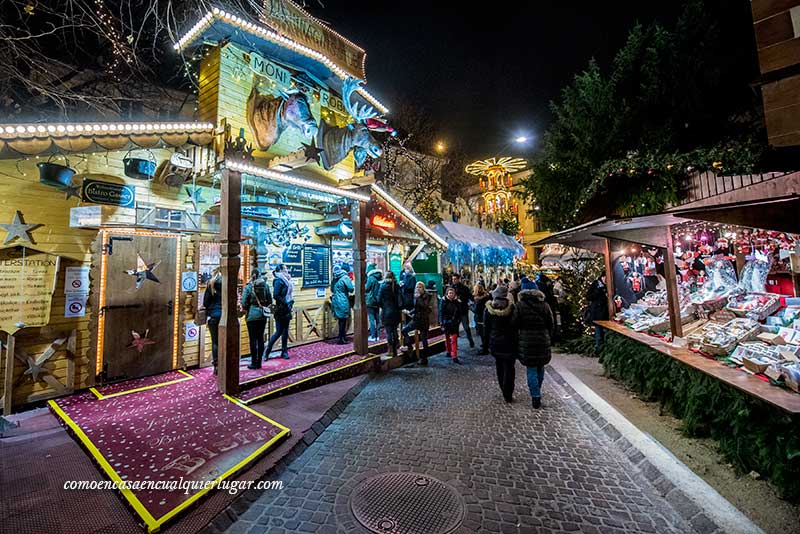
[264,264,294,360]
[439,286,463,364]
[202,272,222,374]
[483,285,517,402]
[401,281,433,365]
[514,279,554,408]
[400,263,417,311]
[472,284,491,355]
[587,274,610,356]
[379,271,402,357]
[450,273,475,348]
[240,270,272,369]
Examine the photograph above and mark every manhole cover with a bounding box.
[349,472,464,534]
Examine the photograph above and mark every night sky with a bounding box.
[306,1,756,159]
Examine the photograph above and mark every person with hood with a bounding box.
[331,264,355,344]
[483,285,517,402]
[401,281,433,364]
[264,264,294,359]
[472,284,491,355]
[587,274,610,356]
[241,269,272,369]
[400,263,417,310]
[364,262,383,342]
[450,273,475,348]
[202,271,222,374]
[439,285,463,364]
[514,278,554,408]
[379,270,403,357]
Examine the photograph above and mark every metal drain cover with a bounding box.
[349,472,464,534]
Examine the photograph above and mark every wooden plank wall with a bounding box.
[0,147,216,411]
[752,0,800,146]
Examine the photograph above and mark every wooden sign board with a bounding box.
[0,247,59,333]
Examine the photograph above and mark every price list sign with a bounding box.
[302,244,330,288]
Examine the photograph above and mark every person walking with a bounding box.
[379,271,402,358]
[241,270,272,369]
[331,264,354,344]
[514,279,554,409]
[264,264,294,360]
[400,263,417,311]
[483,285,517,402]
[472,284,491,355]
[439,286,463,364]
[587,274,610,357]
[401,281,433,365]
[365,262,383,342]
[450,273,475,348]
[202,271,222,375]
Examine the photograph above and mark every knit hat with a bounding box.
[491,285,508,299]
[333,264,343,276]
[366,262,378,273]
[521,278,538,291]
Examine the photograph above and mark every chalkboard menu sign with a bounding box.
[283,244,303,264]
[303,244,330,288]
[287,264,303,278]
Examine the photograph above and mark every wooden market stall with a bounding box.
[1,4,447,408]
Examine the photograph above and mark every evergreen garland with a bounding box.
[601,332,800,501]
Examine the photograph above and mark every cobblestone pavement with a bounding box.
[223,339,708,534]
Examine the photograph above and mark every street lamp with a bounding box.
[514,136,529,144]
[434,141,446,153]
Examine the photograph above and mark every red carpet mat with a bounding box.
[90,370,194,399]
[237,353,381,404]
[49,369,289,533]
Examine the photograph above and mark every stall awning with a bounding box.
[370,185,448,249]
[434,221,524,266]
[533,194,800,250]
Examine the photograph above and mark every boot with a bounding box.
[532,397,542,409]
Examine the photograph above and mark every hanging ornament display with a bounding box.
[0,211,41,245]
[127,329,156,352]
[125,254,161,289]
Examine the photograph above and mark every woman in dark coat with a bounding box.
[400,263,417,311]
[514,279,554,408]
[401,281,433,365]
[379,271,402,357]
[483,285,517,402]
[264,264,294,360]
[241,270,272,369]
[202,272,222,374]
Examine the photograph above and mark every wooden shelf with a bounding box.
[596,320,800,414]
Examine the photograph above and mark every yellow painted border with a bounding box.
[240,354,382,405]
[90,370,195,400]
[48,395,290,533]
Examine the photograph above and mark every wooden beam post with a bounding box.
[218,168,241,395]
[603,239,616,319]
[351,201,368,356]
[3,335,14,414]
[664,226,684,339]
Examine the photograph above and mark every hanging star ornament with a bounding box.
[127,329,156,353]
[64,183,81,200]
[183,186,206,211]
[0,211,41,245]
[125,254,161,289]
[301,139,324,165]
[23,357,46,381]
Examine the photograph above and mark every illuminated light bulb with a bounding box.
[66,125,75,132]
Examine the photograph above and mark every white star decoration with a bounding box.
[0,211,41,245]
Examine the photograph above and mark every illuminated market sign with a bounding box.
[371,214,395,230]
[261,0,366,79]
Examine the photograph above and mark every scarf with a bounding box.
[276,271,294,303]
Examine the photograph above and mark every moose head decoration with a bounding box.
[317,77,383,171]
[246,87,318,151]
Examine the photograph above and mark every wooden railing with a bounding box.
[676,170,792,206]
